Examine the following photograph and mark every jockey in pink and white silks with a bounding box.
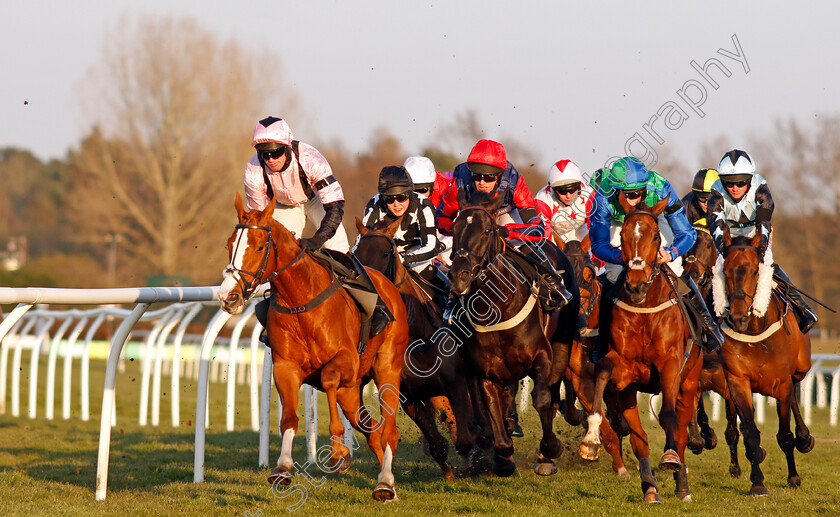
[244,116,349,252]
[535,160,595,244]
[707,149,817,333]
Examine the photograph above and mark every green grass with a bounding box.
[1,356,839,516]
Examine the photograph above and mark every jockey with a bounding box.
[534,159,604,272]
[244,116,390,339]
[707,149,817,333]
[682,168,719,227]
[403,156,453,209]
[588,157,724,361]
[403,156,453,258]
[436,139,571,319]
[354,165,447,295]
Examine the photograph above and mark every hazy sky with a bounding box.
[3,1,839,176]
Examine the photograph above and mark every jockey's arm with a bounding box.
[434,183,459,236]
[706,190,727,254]
[589,193,623,264]
[403,200,441,264]
[661,190,696,261]
[243,156,270,211]
[753,183,774,252]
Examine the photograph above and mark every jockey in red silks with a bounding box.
[435,139,571,319]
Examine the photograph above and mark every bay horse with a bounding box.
[557,237,629,477]
[714,229,814,496]
[579,195,703,503]
[448,191,579,477]
[218,193,409,501]
[353,216,474,481]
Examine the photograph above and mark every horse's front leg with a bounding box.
[617,388,660,503]
[531,349,563,476]
[726,374,767,496]
[320,363,353,473]
[373,375,403,501]
[672,356,702,502]
[775,383,801,488]
[268,358,304,486]
[655,356,682,472]
[579,351,616,461]
[478,378,517,477]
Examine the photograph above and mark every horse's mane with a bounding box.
[462,189,494,209]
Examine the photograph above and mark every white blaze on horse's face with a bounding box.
[218,228,250,312]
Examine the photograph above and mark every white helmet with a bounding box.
[718,149,755,181]
[403,156,436,184]
[252,116,293,150]
[548,160,583,187]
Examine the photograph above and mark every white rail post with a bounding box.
[0,303,35,414]
[46,316,75,420]
[830,368,840,426]
[226,304,256,431]
[29,317,54,419]
[139,311,173,426]
[95,303,150,501]
[249,324,262,432]
[81,313,108,421]
[259,347,272,467]
[193,308,232,483]
[152,307,184,426]
[171,303,203,427]
[11,316,38,417]
[62,315,88,420]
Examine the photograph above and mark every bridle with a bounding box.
[623,209,662,290]
[225,222,304,301]
[684,224,713,290]
[451,206,501,279]
[723,243,761,317]
[357,232,406,287]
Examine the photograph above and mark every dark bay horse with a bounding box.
[557,237,629,477]
[218,193,409,501]
[715,229,814,496]
[353,216,474,481]
[580,195,703,503]
[448,191,579,477]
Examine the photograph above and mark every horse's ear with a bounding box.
[487,191,505,213]
[617,192,634,214]
[650,194,670,217]
[722,224,732,250]
[262,195,275,223]
[235,192,246,220]
[457,187,468,209]
[581,234,592,254]
[749,230,762,249]
[582,265,595,283]
[554,233,566,251]
[355,216,368,236]
[384,215,403,237]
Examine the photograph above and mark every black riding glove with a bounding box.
[299,234,328,251]
[497,225,510,238]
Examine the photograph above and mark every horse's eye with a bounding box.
[485,228,491,234]
[257,244,265,252]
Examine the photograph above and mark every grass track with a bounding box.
[0,356,839,516]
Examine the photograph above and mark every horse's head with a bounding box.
[353,216,402,282]
[619,194,669,304]
[564,237,600,321]
[218,193,279,314]
[684,227,716,298]
[449,190,504,295]
[722,228,763,332]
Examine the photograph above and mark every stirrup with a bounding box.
[259,329,270,347]
[369,305,393,338]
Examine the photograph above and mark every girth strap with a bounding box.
[270,277,345,315]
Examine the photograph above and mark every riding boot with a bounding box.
[773,265,818,334]
[341,255,395,338]
[443,294,459,325]
[524,247,572,311]
[679,274,724,352]
[370,300,393,338]
[506,382,524,437]
[589,273,618,363]
[255,297,270,346]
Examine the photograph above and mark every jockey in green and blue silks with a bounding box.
[589,156,696,282]
[587,157,723,362]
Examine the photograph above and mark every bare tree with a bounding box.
[69,15,299,285]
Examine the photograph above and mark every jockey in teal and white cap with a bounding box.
[588,156,723,361]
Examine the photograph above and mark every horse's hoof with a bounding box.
[788,475,802,488]
[534,458,558,476]
[796,434,815,454]
[327,453,352,473]
[267,466,292,486]
[492,455,517,477]
[644,487,662,504]
[658,449,681,471]
[750,485,769,497]
[688,441,704,455]
[676,490,692,503]
[372,482,397,502]
[705,431,718,450]
[578,443,600,462]
[615,466,631,478]
[729,464,742,478]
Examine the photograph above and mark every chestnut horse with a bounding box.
[448,192,579,477]
[557,237,629,477]
[353,216,474,481]
[715,229,814,496]
[218,193,409,501]
[579,196,703,503]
